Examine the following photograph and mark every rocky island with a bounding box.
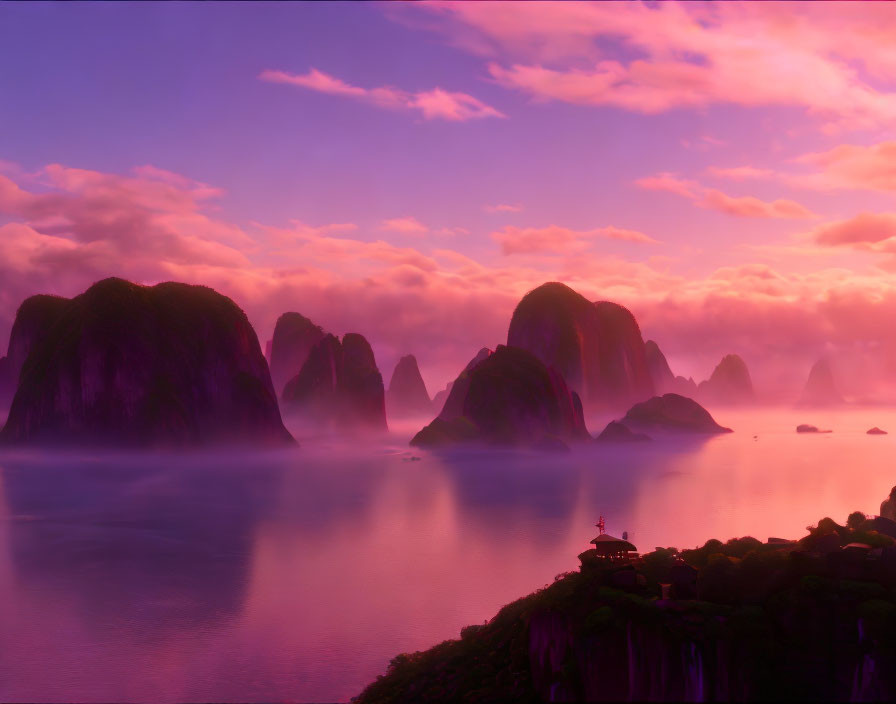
[268,311,326,397]
[799,358,845,407]
[0,278,293,447]
[411,345,589,449]
[507,282,654,410]
[697,353,755,405]
[0,294,69,410]
[281,332,388,432]
[386,354,432,417]
[620,393,732,434]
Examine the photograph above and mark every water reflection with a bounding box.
[0,409,894,701]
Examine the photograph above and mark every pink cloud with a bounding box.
[10,158,896,399]
[811,212,896,248]
[635,173,697,199]
[698,190,816,220]
[797,142,896,192]
[708,166,776,181]
[379,216,429,235]
[412,2,896,130]
[259,68,503,121]
[484,203,523,213]
[492,224,657,255]
[637,172,816,219]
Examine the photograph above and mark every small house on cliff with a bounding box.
[590,533,638,562]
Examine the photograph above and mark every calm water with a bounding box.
[0,407,895,702]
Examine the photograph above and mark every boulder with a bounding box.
[282,332,387,432]
[411,345,589,448]
[697,354,755,405]
[621,393,732,434]
[1,278,293,447]
[269,312,326,397]
[386,354,431,416]
[594,420,651,443]
[506,282,654,409]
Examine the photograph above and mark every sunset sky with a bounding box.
[3,1,896,394]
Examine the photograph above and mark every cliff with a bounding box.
[411,345,588,449]
[644,340,675,392]
[506,283,654,411]
[281,332,387,432]
[431,348,492,417]
[357,513,896,702]
[268,312,326,397]
[387,354,432,416]
[0,294,69,408]
[1,278,293,447]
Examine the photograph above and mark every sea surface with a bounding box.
[0,407,894,702]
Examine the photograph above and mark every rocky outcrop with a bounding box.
[432,348,492,416]
[622,393,732,434]
[269,312,326,397]
[644,340,700,396]
[697,354,755,405]
[799,358,844,407]
[0,294,69,408]
[595,420,651,443]
[506,282,654,410]
[411,345,589,448]
[386,354,431,416]
[1,278,293,447]
[868,427,888,435]
[281,332,387,432]
[796,424,831,434]
[644,340,675,392]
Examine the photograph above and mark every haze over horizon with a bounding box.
[4,1,896,397]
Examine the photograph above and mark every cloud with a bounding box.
[379,216,429,235]
[484,203,523,213]
[409,2,896,130]
[259,68,504,121]
[811,212,896,249]
[492,224,658,255]
[699,190,816,220]
[636,172,816,219]
[10,157,896,399]
[796,142,896,192]
[708,166,776,181]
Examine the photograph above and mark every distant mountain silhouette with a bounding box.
[282,332,387,433]
[411,345,588,449]
[1,278,292,447]
[507,282,654,410]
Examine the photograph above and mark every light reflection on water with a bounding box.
[0,407,894,702]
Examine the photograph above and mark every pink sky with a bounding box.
[4,2,896,398]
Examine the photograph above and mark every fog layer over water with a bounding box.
[0,407,894,702]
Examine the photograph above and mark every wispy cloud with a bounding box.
[637,172,816,219]
[492,224,658,255]
[484,203,523,213]
[259,68,504,122]
[411,2,896,130]
[379,216,429,235]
